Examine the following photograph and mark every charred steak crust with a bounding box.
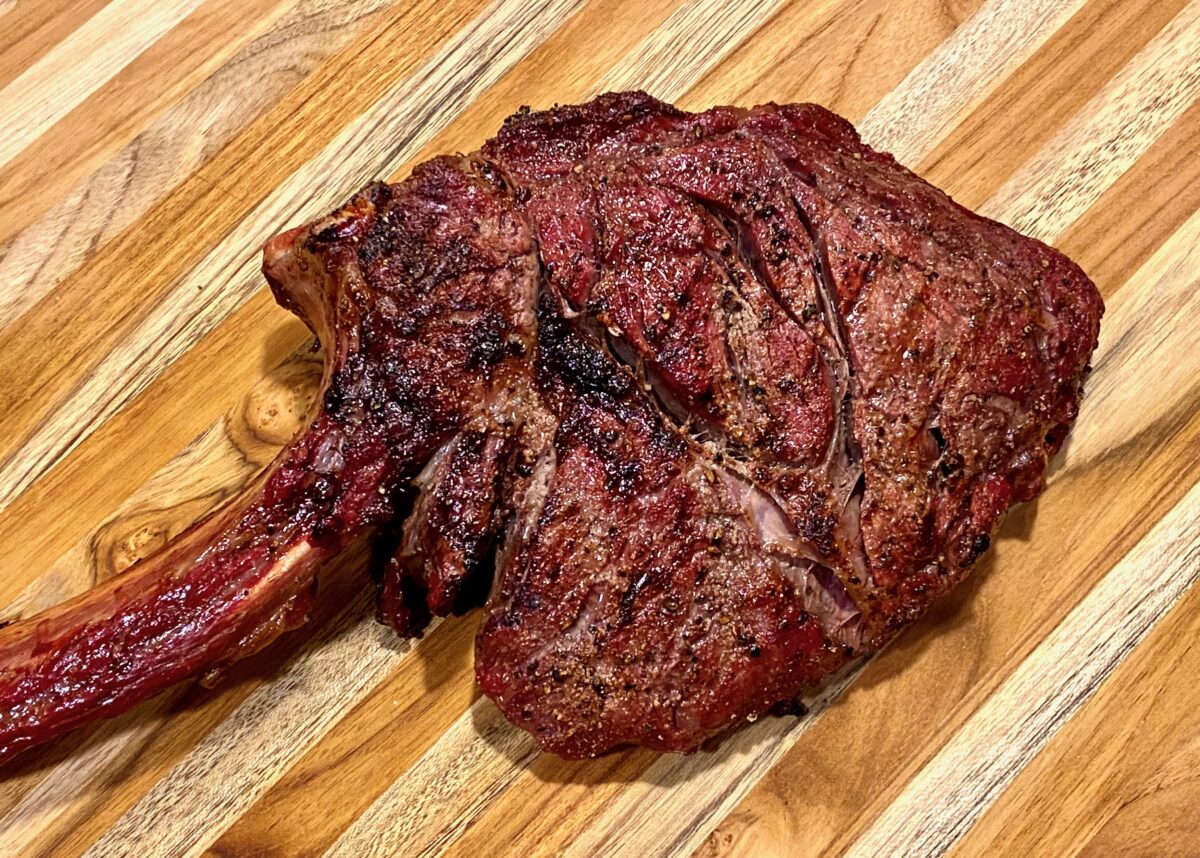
[475,303,852,756]
[466,93,1099,756]
[0,93,1101,762]
[0,157,539,761]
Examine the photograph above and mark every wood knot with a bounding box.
[229,355,322,463]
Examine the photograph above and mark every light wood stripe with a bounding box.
[0,0,301,251]
[910,0,1190,213]
[84,604,428,858]
[858,0,1087,165]
[983,0,1200,237]
[0,692,188,856]
[0,0,396,330]
[1057,205,1200,487]
[952,567,1200,855]
[0,0,585,515]
[1055,94,1200,289]
[0,0,208,169]
[209,613,483,855]
[845,481,1200,856]
[0,1,109,91]
[593,0,785,97]
[323,700,541,858]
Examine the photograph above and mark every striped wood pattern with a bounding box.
[1,0,1198,855]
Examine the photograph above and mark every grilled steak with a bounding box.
[0,92,1102,762]
[0,159,540,761]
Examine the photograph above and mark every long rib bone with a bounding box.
[0,158,537,762]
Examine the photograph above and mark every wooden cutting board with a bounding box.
[2,0,1199,854]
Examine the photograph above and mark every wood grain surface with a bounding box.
[1,0,1198,855]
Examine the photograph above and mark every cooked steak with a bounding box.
[0,92,1101,762]
[0,159,540,761]
[470,93,1101,756]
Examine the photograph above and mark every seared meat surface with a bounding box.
[0,93,1101,762]
[0,158,539,761]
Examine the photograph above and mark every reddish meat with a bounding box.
[0,93,1101,762]
[0,158,539,761]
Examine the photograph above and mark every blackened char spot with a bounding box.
[962,533,991,566]
[465,310,510,367]
[537,297,634,399]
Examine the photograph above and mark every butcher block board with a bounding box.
[2,0,1200,854]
